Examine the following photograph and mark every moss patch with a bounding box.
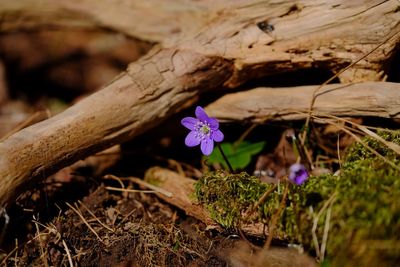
[195,171,270,229]
[195,129,400,266]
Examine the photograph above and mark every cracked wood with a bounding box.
[205,82,400,122]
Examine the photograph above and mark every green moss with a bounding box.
[195,171,271,228]
[344,129,400,164]
[194,129,400,266]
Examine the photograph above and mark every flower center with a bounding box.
[200,125,210,134]
[194,121,212,141]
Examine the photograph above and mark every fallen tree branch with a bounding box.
[0,48,231,206]
[205,82,400,122]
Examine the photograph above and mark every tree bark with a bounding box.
[2,0,399,82]
[0,48,231,206]
[0,0,399,206]
[205,82,400,122]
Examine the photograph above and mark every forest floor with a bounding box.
[0,29,400,267]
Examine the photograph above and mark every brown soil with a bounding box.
[4,184,237,266]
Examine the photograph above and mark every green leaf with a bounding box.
[207,141,266,171]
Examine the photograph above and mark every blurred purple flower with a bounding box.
[181,106,224,156]
[288,163,309,185]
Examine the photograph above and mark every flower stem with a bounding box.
[217,143,234,173]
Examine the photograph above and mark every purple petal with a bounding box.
[181,117,198,130]
[289,163,303,176]
[185,131,200,147]
[195,106,209,122]
[212,129,224,142]
[294,171,308,185]
[201,138,214,156]
[207,117,219,130]
[288,163,309,185]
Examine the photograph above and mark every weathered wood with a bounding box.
[205,82,400,122]
[143,167,218,227]
[0,0,207,43]
[0,62,7,105]
[0,48,231,206]
[1,1,399,83]
[0,0,399,206]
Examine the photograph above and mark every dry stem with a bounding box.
[301,30,400,146]
[62,239,74,267]
[264,182,289,249]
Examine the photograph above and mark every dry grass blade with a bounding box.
[0,244,18,266]
[310,114,400,172]
[77,201,114,233]
[358,126,400,155]
[341,128,400,171]
[33,216,48,267]
[310,193,337,260]
[13,239,18,267]
[66,203,103,243]
[103,174,125,188]
[105,186,157,194]
[312,113,400,156]
[301,30,400,146]
[320,204,333,262]
[337,134,342,169]
[310,206,320,259]
[62,239,74,267]
[264,182,289,249]
[253,184,278,212]
[293,111,400,171]
[118,176,173,197]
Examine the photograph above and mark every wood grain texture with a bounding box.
[205,82,400,122]
[0,48,231,206]
[1,1,399,83]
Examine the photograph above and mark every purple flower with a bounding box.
[288,163,309,185]
[181,106,224,156]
